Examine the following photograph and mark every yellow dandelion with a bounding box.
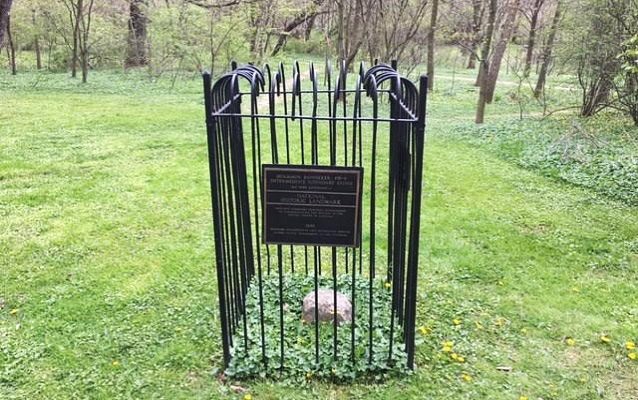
[442,346,452,353]
[451,353,465,362]
[112,360,120,367]
[306,371,313,379]
[244,395,253,400]
[629,352,637,360]
[600,335,611,343]
[475,321,483,330]
[384,282,392,289]
[626,341,636,350]
[566,337,576,346]
[453,318,462,326]
[571,287,580,293]
[461,373,472,382]
[418,326,431,335]
[521,328,528,334]
[519,396,528,400]
[9,309,18,315]
[443,341,454,348]
[497,280,504,286]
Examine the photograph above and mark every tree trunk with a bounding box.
[534,0,561,98]
[32,8,42,69]
[475,0,498,124]
[523,0,543,77]
[80,0,94,83]
[7,13,15,74]
[467,0,482,69]
[467,52,476,69]
[71,0,83,78]
[485,0,521,103]
[304,14,316,41]
[126,0,148,67]
[426,0,439,90]
[0,0,13,49]
[337,0,345,63]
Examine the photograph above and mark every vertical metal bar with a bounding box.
[330,63,339,365]
[203,72,230,366]
[278,244,285,372]
[388,70,401,363]
[310,64,322,280]
[281,63,291,164]
[221,109,242,329]
[268,72,285,373]
[405,75,428,369]
[342,69,349,276]
[333,252,338,363]
[250,73,267,366]
[280,63,296,275]
[216,111,236,337]
[350,76,362,364]
[211,86,233,337]
[367,75,379,365]
[227,77,250,351]
[309,63,320,366]
[394,78,412,328]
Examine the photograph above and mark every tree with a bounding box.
[475,0,497,123]
[617,34,638,125]
[523,0,545,77]
[571,0,621,117]
[335,0,364,71]
[363,0,429,67]
[70,0,81,77]
[441,0,485,71]
[32,7,42,69]
[126,0,148,67]
[6,11,15,74]
[484,0,521,103]
[0,0,13,49]
[61,0,95,82]
[426,0,439,90]
[533,0,561,98]
[270,0,326,57]
[467,0,484,69]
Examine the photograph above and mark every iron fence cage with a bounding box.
[202,60,428,378]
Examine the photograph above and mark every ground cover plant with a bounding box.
[226,275,407,381]
[1,66,637,399]
[448,115,638,205]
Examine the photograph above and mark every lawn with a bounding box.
[1,67,637,399]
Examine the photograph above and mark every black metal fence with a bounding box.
[202,60,427,376]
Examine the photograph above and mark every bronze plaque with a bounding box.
[262,165,363,247]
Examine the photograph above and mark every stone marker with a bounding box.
[302,289,352,324]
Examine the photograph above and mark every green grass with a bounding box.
[1,67,637,399]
